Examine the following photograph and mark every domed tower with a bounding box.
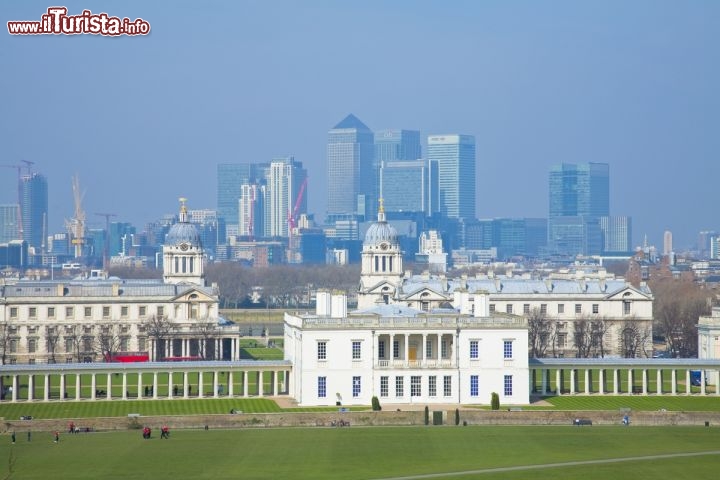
[163,198,205,286]
[357,200,404,309]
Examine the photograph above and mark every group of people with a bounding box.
[142,425,170,439]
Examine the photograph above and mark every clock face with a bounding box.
[380,243,388,251]
[180,243,189,251]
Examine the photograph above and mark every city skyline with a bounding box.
[2,1,718,249]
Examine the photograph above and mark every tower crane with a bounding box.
[287,177,308,234]
[65,175,86,258]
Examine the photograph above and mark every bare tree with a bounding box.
[63,323,85,362]
[194,316,218,359]
[572,318,593,358]
[652,278,711,357]
[527,308,553,358]
[143,315,176,361]
[95,323,123,361]
[619,319,652,358]
[45,326,60,363]
[0,319,10,366]
[588,317,612,358]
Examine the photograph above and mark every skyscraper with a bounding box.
[0,204,19,243]
[663,230,673,256]
[427,134,476,220]
[217,163,261,233]
[374,129,421,163]
[600,216,633,253]
[267,156,307,237]
[380,159,438,215]
[549,163,609,218]
[327,114,374,219]
[20,173,48,252]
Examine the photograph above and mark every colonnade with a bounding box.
[0,361,292,403]
[375,332,456,368]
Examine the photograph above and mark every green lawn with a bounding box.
[2,426,719,479]
[540,395,720,411]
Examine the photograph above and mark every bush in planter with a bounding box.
[371,396,382,411]
[424,406,429,425]
[455,408,460,426]
[491,392,500,410]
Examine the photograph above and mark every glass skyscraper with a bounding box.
[380,159,438,215]
[427,134,476,220]
[327,114,374,219]
[374,129,421,162]
[549,163,609,218]
[217,163,261,231]
[19,173,48,252]
[0,204,19,244]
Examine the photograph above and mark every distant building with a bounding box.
[427,134,476,221]
[415,230,447,273]
[217,163,264,234]
[663,230,673,256]
[465,218,547,259]
[380,159,438,215]
[0,205,19,244]
[327,114,375,219]
[599,216,633,254]
[374,129,421,162]
[20,173,48,253]
[267,157,307,238]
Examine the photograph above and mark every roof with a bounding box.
[1,279,216,300]
[332,113,371,131]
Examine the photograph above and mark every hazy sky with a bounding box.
[1,1,718,249]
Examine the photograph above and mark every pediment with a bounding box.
[605,285,651,301]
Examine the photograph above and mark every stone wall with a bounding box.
[3,409,720,433]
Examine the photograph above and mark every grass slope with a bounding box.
[2,426,719,479]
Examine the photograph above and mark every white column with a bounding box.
[258,371,264,396]
[43,374,50,401]
[75,375,81,401]
[685,370,691,395]
[12,375,18,402]
[570,369,576,394]
[122,373,128,400]
[404,334,409,366]
[183,371,189,398]
[198,372,204,398]
[715,371,720,395]
[671,370,677,395]
[107,373,112,400]
[555,369,562,395]
[228,371,234,397]
[656,369,662,394]
[272,371,278,395]
[243,371,248,397]
[641,369,648,395]
[152,372,158,399]
[701,371,706,395]
[627,369,633,394]
[613,369,618,394]
[137,373,144,399]
[390,334,395,365]
[598,369,604,395]
[59,374,66,401]
[422,334,427,366]
[168,372,174,399]
[213,371,219,398]
[584,369,590,394]
[90,374,96,400]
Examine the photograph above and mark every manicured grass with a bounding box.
[540,395,720,412]
[240,347,283,360]
[2,426,719,479]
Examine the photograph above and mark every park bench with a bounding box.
[573,418,592,426]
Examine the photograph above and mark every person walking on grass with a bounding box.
[11,431,15,444]
[54,431,59,443]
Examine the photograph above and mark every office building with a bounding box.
[327,114,375,219]
[663,230,673,256]
[268,157,307,238]
[549,163,609,218]
[0,205,19,244]
[238,183,266,238]
[374,129,421,163]
[427,134,476,220]
[20,173,48,252]
[465,218,547,259]
[217,163,263,233]
[380,159,438,215]
[599,216,633,254]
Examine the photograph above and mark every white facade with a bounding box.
[699,307,720,361]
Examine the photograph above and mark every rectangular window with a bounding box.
[138,337,147,351]
[102,306,110,319]
[157,306,164,317]
[47,307,55,319]
[411,376,421,397]
[395,376,404,397]
[352,341,361,360]
[426,339,432,358]
[441,340,448,359]
[28,338,37,353]
[575,304,582,314]
[393,340,399,359]
[380,376,389,397]
[65,306,74,318]
[504,375,513,396]
[558,304,565,314]
[120,337,129,351]
[84,307,92,318]
[378,340,385,359]
[506,304,513,314]
[29,307,37,318]
[318,376,327,398]
[10,339,17,353]
[503,340,513,359]
[523,304,530,314]
[428,376,437,397]
[139,306,146,316]
[121,306,128,318]
[469,340,479,359]
[540,304,547,314]
[65,338,73,352]
[352,376,361,397]
[558,334,567,348]
[443,376,452,397]
[470,375,479,397]
[489,304,496,313]
[623,301,631,315]
[317,341,327,361]
[10,307,18,318]
[28,358,35,365]
[592,304,599,314]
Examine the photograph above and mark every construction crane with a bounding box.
[95,212,117,270]
[287,177,308,234]
[65,175,86,258]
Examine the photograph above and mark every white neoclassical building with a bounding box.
[0,199,242,365]
[699,307,720,362]
[285,206,530,406]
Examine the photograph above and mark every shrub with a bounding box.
[424,406,429,425]
[491,392,500,410]
[454,408,460,426]
[371,396,381,411]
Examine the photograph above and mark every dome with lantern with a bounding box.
[363,199,398,248]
